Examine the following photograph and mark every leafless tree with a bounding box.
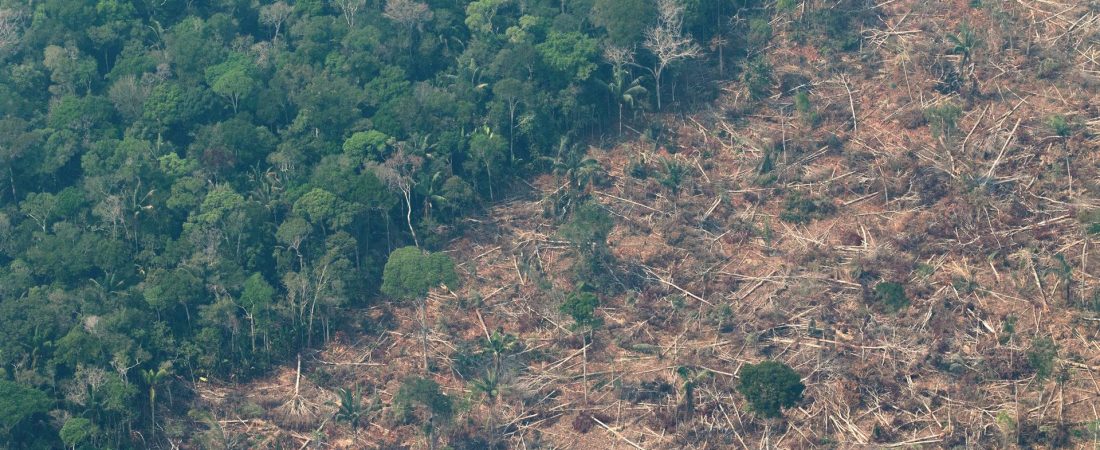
[332,0,366,28]
[383,0,433,32]
[258,1,293,44]
[109,74,153,121]
[603,45,634,73]
[642,0,701,110]
[370,149,424,248]
[0,9,22,61]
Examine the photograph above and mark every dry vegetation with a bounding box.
[191,0,1100,448]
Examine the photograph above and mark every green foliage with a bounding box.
[1028,337,1058,381]
[925,103,963,140]
[794,91,819,127]
[561,290,602,331]
[0,0,811,443]
[947,23,982,66]
[343,130,393,161]
[791,1,868,53]
[747,18,772,50]
[334,385,373,438]
[559,203,613,250]
[381,247,459,301]
[536,31,600,82]
[60,417,99,449]
[591,0,656,46]
[779,192,836,224]
[0,380,50,437]
[658,158,688,195]
[871,281,910,313]
[742,57,772,100]
[396,376,454,431]
[1048,115,1073,138]
[737,360,805,418]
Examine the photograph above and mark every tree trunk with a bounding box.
[420,299,430,373]
[485,161,495,201]
[582,331,589,406]
[403,188,419,248]
[654,68,663,110]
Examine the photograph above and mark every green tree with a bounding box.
[142,362,172,437]
[240,273,275,355]
[737,360,805,418]
[1028,337,1058,381]
[591,0,657,46]
[208,64,256,114]
[466,127,507,201]
[60,417,98,450]
[343,130,392,161]
[383,247,459,371]
[537,31,600,82]
[0,380,50,442]
[606,67,648,136]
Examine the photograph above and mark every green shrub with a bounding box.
[742,57,772,100]
[779,192,836,224]
[924,103,962,140]
[1027,337,1058,381]
[658,158,688,194]
[794,91,819,127]
[871,281,910,313]
[737,360,805,418]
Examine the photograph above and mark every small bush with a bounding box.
[925,103,962,140]
[871,281,910,313]
[794,91,819,127]
[737,360,805,418]
[780,192,836,224]
[742,57,772,100]
[1027,337,1058,381]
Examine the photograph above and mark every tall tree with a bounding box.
[382,247,458,372]
[0,8,23,61]
[642,0,701,110]
[258,1,293,44]
[370,149,424,248]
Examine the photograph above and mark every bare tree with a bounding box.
[383,0,433,32]
[332,0,366,28]
[258,1,293,44]
[370,149,424,248]
[0,9,22,61]
[642,0,701,110]
[108,74,152,121]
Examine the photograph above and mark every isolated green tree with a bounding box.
[737,360,804,418]
[383,247,459,371]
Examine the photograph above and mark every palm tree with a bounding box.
[675,366,711,419]
[552,138,605,194]
[947,23,980,67]
[471,370,501,439]
[142,362,172,437]
[947,23,981,91]
[607,69,648,136]
[334,385,369,440]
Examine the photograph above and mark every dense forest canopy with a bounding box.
[0,0,833,447]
